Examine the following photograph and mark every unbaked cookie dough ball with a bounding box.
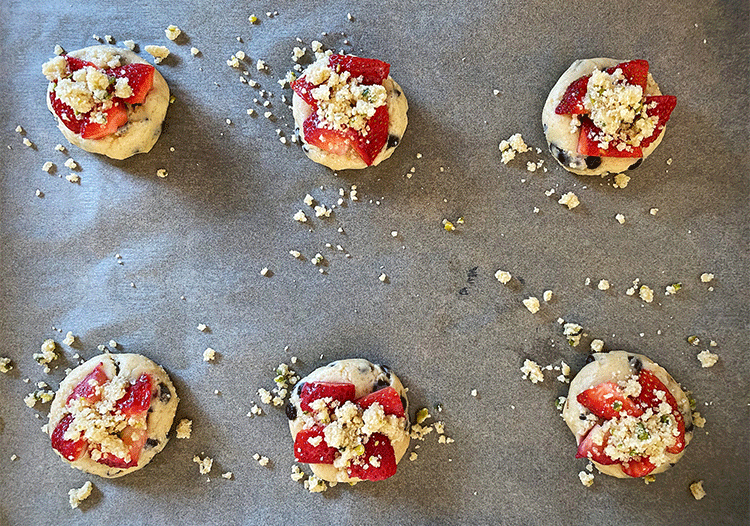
[42,45,169,160]
[286,358,410,483]
[291,52,408,170]
[48,353,179,478]
[542,58,676,176]
[563,351,692,478]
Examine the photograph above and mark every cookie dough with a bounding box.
[48,353,178,478]
[563,351,692,478]
[43,45,169,160]
[292,54,408,170]
[287,359,410,483]
[542,58,665,176]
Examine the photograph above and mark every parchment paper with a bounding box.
[0,0,748,524]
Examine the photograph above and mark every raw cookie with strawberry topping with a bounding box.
[291,52,408,170]
[42,45,169,160]
[542,58,676,176]
[563,351,693,478]
[48,353,179,478]
[286,359,410,483]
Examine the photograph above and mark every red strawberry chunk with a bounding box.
[299,381,356,412]
[97,426,147,468]
[80,102,128,139]
[355,386,405,418]
[303,106,389,166]
[576,382,644,420]
[575,424,618,465]
[577,117,643,158]
[65,56,96,73]
[555,75,590,115]
[294,426,338,464]
[347,433,397,481]
[110,63,155,105]
[606,59,649,92]
[115,374,153,416]
[49,90,83,134]
[635,369,686,454]
[349,105,389,166]
[67,363,109,404]
[303,112,354,157]
[51,414,87,461]
[291,77,319,107]
[329,55,390,84]
[620,455,656,478]
[639,95,677,148]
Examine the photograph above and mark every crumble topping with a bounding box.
[583,67,658,150]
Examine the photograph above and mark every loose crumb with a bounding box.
[700,273,714,283]
[494,270,511,284]
[543,290,553,302]
[558,192,580,210]
[0,357,13,373]
[192,455,213,475]
[165,25,182,41]
[696,350,719,368]
[690,480,707,500]
[522,296,540,313]
[597,279,610,291]
[176,419,192,439]
[578,471,594,487]
[203,348,216,362]
[590,339,604,353]
[157,169,168,178]
[145,45,170,63]
[521,359,544,384]
[68,481,93,509]
[197,324,208,332]
[639,285,654,303]
[615,213,626,224]
[221,472,233,480]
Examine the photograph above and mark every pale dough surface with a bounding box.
[48,352,179,478]
[46,45,169,160]
[563,351,692,478]
[542,58,665,176]
[287,358,410,482]
[292,77,408,170]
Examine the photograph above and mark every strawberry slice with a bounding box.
[555,75,590,115]
[635,369,686,454]
[303,112,353,156]
[294,426,338,464]
[576,382,644,420]
[51,413,87,461]
[349,104,389,165]
[65,56,95,73]
[639,95,677,148]
[115,374,153,416]
[575,424,618,465]
[49,90,83,134]
[606,59,649,92]
[80,102,128,139]
[110,63,155,104]
[67,363,109,404]
[577,117,643,158]
[291,77,319,107]
[621,456,656,478]
[329,55,390,84]
[299,381,356,412]
[355,386,405,418]
[347,432,397,481]
[97,426,147,468]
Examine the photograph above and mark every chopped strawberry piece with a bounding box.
[620,456,656,477]
[110,63,155,104]
[80,102,128,139]
[49,90,83,134]
[65,56,95,73]
[115,374,153,416]
[349,105,389,166]
[67,363,109,404]
[347,433,397,481]
[97,426,147,468]
[355,387,405,418]
[51,414,87,461]
[555,75,590,115]
[303,112,353,156]
[294,426,338,464]
[299,381,356,412]
[576,382,644,420]
[329,55,390,84]
[639,95,677,148]
[635,369,686,453]
[577,117,643,158]
[606,59,649,92]
[575,424,618,465]
[291,77,319,107]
